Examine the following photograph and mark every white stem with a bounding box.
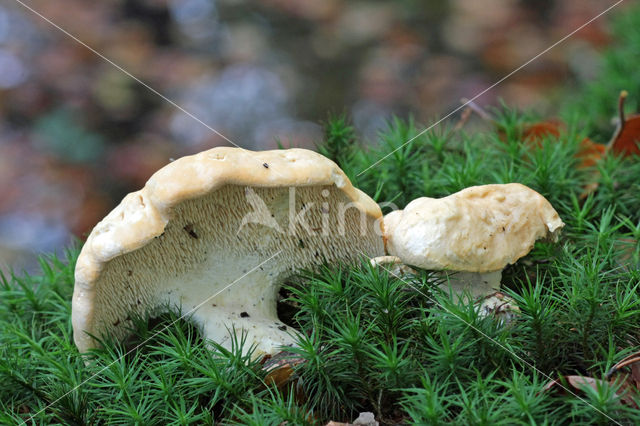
[191,304,297,356]
[438,270,502,301]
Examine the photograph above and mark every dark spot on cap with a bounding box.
[263,163,269,168]
[240,311,250,318]
[127,270,133,276]
[298,239,305,249]
[278,325,287,331]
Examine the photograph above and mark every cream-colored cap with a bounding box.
[73,147,384,356]
[384,183,564,273]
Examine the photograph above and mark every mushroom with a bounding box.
[73,147,384,356]
[380,183,564,299]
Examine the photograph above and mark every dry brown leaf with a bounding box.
[607,350,640,378]
[542,374,620,403]
[609,91,640,157]
[459,100,606,169]
[262,351,305,389]
[575,138,607,168]
[566,375,602,393]
[632,363,640,389]
[521,120,605,169]
[543,350,640,408]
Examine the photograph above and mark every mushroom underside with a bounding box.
[76,184,384,355]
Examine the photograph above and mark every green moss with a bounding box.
[4,5,640,424]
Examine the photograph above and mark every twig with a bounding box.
[453,106,473,131]
[460,98,494,122]
[606,90,628,150]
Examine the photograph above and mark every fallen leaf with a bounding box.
[609,91,640,157]
[543,350,640,408]
[581,91,640,199]
[521,120,605,169]
[542,375,600,394]
[263,351,305,389]
[606,350,640,380]
[459,100,606,169]
[575,137,607,168]
[609,373,640,408]
[264,362,294,389]
[632,363,640,389]
[566,375,602,393]
[522,119,562,142]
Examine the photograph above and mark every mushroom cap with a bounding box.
[383,183,564,273]
[73,147,384,355]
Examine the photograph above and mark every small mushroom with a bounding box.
[381,183,564,299]
[73,147,384,356]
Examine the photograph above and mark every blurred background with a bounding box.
[0,0,623,272]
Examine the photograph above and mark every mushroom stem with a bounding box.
[165,261,295,355]
[192,304,296,355]
[438,270,502,301]
[371,256,502,301]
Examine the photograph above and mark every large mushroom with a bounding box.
[73,147,384,356]
[379,183,564,298]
